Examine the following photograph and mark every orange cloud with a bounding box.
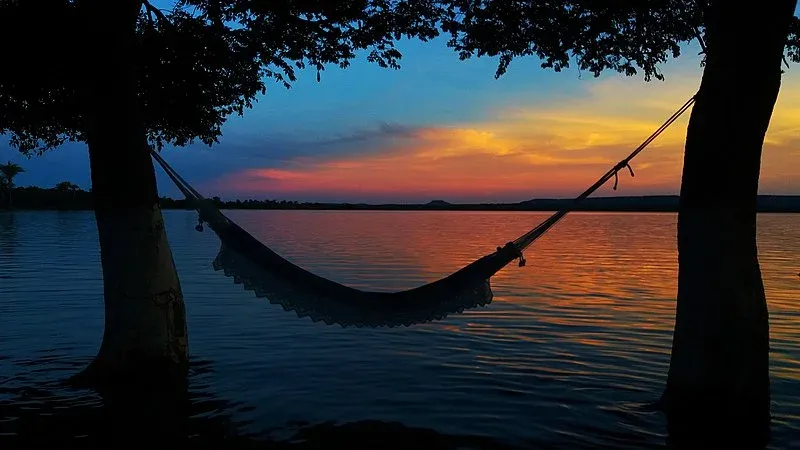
[215,127,622,201]
[211,59,800,202]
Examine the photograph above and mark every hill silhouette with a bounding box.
[426,200,451,207]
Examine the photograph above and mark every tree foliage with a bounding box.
[439,1,800,80]
[55,181,80,192]
[3,0,798,159]
[0,0,442,155]
[0,162,25,189]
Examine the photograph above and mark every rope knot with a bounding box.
[497,241,526,267]
[613,162,635,190]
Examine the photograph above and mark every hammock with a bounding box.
[152,96,695,328]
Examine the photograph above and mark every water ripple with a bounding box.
[0,210,798,448]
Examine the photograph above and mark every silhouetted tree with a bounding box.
[0,0,441,383]
[0,161,25,208]
[440,0,798,445]
[55,181,80,203]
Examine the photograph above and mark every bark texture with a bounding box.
[663,0,797,446]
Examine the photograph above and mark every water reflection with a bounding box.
[3,359,240,447]
[1,359,526,450]
[222,211,799,447]
[0,212,16,257]
[1,211,798,449]
[229,211,798,383]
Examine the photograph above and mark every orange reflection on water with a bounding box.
[228,210,800,382]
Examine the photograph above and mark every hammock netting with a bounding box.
[152,95,695,328]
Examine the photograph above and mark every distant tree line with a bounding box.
[7,184,800,213]
[7,183,91,210]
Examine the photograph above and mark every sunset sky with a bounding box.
[3,36,799,203]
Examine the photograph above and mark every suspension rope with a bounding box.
[510,94,696,254]
[150,148,204,202]
[151,94,697,268]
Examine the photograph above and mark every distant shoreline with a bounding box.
[5,187,800,213]
[161,194,800,213]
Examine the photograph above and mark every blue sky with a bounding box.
[0,35,607,197]
[2,18,798,203]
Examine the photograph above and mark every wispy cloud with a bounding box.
[178,54,800,202]
[206,70,692,202]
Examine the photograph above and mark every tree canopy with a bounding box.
[0,162,25,189]
[55,181,80,192]
[439,1,800,80]
[3,1,799,158]
[0,0,441,155]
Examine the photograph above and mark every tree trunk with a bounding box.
[73,0,188,385]
[662,1,796,446]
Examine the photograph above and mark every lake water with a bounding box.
[1,210,798,448]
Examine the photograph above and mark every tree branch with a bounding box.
[142,0,171,27]
[694,26,707,54]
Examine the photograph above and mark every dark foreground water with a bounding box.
[1,210,798,449]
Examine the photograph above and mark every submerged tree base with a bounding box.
[67,354,191,445]
[659,383,770,449]
[68,356,189,392]
[66,359,192,447]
